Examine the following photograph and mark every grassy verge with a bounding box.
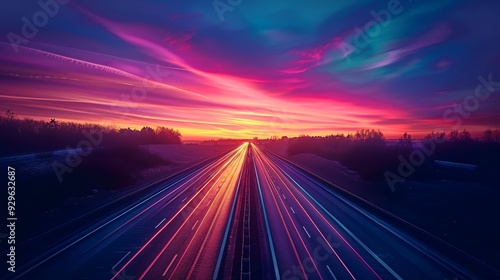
[21,145,171,215]
[288,139,500,185]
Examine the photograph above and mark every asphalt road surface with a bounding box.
[3,143,493,279]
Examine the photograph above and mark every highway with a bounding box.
[251,144,479,279]
[7,144,248,280]
[3,143,491,279]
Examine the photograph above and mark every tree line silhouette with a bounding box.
[0,110,181,156]
[286,128,500,184]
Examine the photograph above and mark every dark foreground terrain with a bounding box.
[264,140,500,271]
[2,144,236,243]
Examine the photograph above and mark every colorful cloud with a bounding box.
[1,0,499,139]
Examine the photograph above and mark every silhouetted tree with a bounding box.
[483,129,500,142]
[155,127,181,144]
[447,129,472,142]
[0,116,182,156]
[5,109,16,120]
[399,132,412,147]
[448,130,460,142]
[354,129,385,144]
[484,129,494,142]
[424,131,446,142]
[46,119,60,129]
[140,126,156,143]
[458,129,472,142]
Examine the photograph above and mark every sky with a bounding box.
[1,0,499,140]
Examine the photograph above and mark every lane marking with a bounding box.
[282,194,286,200]
[25,147,241,280]
[276,164,402,280]
[111,251,130,270]
[135,145,248,280]
[326,265,338,280]
[213,147,246,280]
[302,226,311,238]
[191,219,199,230]
[252,159,281,280]
[290,206,296,214]
[162,254,178,276]
[207,199,212,206]
[181,197,187,203]
[155,218,166,229]
[22,163,205,279]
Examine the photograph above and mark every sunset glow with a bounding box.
[1,1,499,139]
